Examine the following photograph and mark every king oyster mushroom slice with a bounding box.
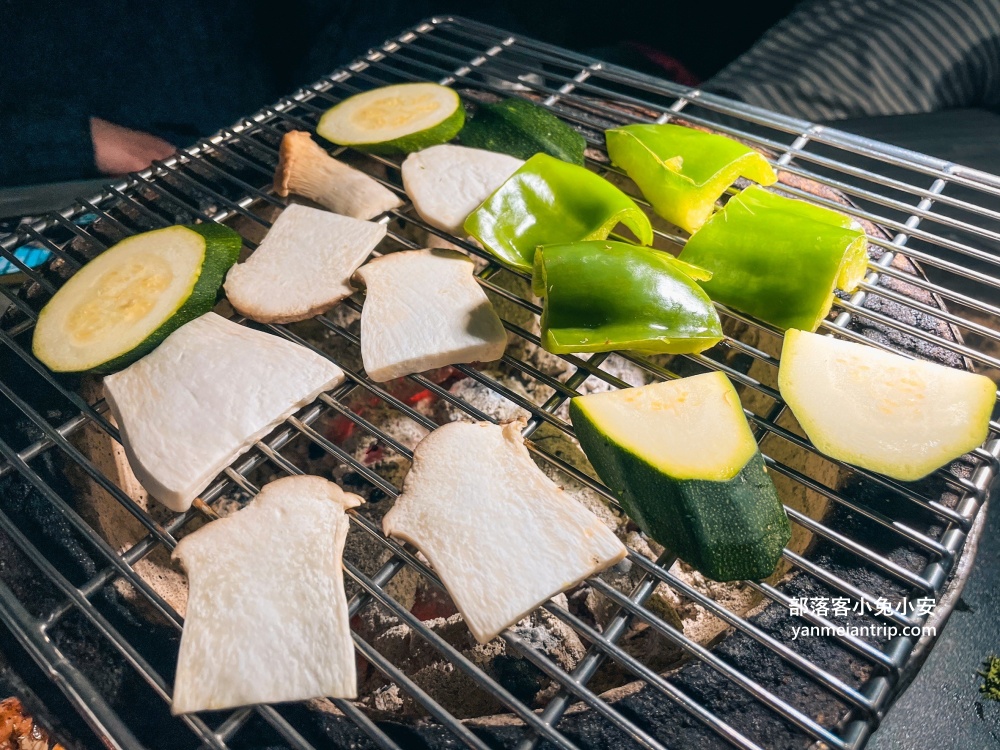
[171,475,362,714]
[274,130,402,220]
[224,203,386,324]
[103,312,344,512]
[353,248,507,382]
[382,419,627,643]
[401,144,523,236]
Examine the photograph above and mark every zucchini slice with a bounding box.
[316,83,464,154]
[570,372,791,581]
[458,97,586,165]
[32,223,240,373]
[779,329,996,481]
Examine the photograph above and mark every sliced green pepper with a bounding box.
[605,124,777,234]
[464,153,653,272]
[678,185,869,332]
[533,240,723,355]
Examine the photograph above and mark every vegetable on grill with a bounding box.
[353,248,507,382]
[317,82,464,154]
[679,185,868,331]
[459,96,587,165]
[172,475,361,713]
[533,240,722,355]
[104,312,344,512]
[273,131,402,220]
[570,372,791,582]
[401,144,523,236]
[778,329,996,481]
[382,418,627,643]
[224,203,386,324]
[32,223,240,374]
[464,153,654,271]
[606,124,777,233]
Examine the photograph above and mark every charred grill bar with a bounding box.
[0,15,998,750]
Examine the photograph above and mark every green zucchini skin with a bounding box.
[570,400,791,581]
[90,223,241,374]
[459,98,586,165]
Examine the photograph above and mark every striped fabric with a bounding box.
[705,0,1000,121]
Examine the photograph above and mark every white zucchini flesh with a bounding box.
[172,475,362,714]
[401,144,523,235]
[274,131,402,220]
[32,226,205,372]
[353,249,507,382]
[104,313,345,511]
[382,420,627,644]
[572,371,758,481]
[224,204,386,324]
[779,329,996,481]
[318,83,460,146]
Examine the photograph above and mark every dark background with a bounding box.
[0,0,798,186]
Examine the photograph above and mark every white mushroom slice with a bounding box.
[383,419,627,643]
[104,313,344,512]
[172,475,362,714]
[353,249,507,382]
[224,203,386,324]
[274,131,402,220]
[401,144,523,235]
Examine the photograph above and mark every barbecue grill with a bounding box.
[1,15,998,750]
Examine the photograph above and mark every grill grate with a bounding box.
[1,15,999,750]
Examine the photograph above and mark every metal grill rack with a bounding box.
[1,15,999,750]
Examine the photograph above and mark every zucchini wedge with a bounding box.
[779,329,996,481]
[32,223,240,373]
[570,372,791,581]
[316,83,464,155]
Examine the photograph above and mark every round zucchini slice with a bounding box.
[32,223,241,373]
[316,83,464,154]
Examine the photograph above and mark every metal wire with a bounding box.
[0,14,998,750]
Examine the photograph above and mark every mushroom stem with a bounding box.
[274,131,402,220]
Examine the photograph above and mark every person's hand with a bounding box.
[90,117,176,175]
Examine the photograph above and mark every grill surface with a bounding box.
[1,15,999,750]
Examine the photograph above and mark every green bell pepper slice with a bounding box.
[678,185,869,332]
[464,153,654,272]
[605,124,777,234]
[533,240,723,355]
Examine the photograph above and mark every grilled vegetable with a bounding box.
[679,185,868,331]
[172,475,361,713]
[465,154,653,271]
[353,249,507,382]
[401,144,523,235]
[533,240,722,354]
[224,204,385,324]
[32,223,240,373]
[317,82,464,154]
[459,97,586,165]
[104,312,344,512]
[606,124,776,233]
[570,372,790,581]
[274,131,402,220]
[779,329,996,481]
[383,419,627,643]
